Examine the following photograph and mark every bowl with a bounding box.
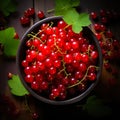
[16,16,103,105]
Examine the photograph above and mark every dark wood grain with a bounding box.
[8,0,34,39]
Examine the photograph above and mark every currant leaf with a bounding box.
[55,0,80,15]
[54,0,91,33]
[69,0,80,7]
[0,0,17,16]
[8,74,29,96]
[79,13,91,26]
[63,8,79,24]
[72,13,91,33]
[63,9,91,33]
[0,27,20,57]
[83,95,112,118]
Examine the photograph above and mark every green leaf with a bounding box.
[6,0,17,12]
[55,0,80,15]
[0,27,20,57]
[69,0,80,7]
[8,74,29,96]
[63,8,83,33]
[54,0,91,33]
[83,95,112,118]
[63,9,91,33]
[78,13,91,26]
[55,1,70,15]
[72,13,91,33]
[63,8,79,24]
[0,0,17,16]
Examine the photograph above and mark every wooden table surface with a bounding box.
[0,0,120,120]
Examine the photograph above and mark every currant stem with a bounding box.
[64,24,71,30]
[47,8,55,14]
[58,59,71,77]
[27,33,44,44]
[67,65,99,88]
[24,95,32,113]
[87,45,91,55]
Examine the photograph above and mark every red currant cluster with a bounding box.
[21,19,99,101]
[90,9,120,86]
[20,8,45,26]
[90,9,120,24]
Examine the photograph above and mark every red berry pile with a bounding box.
[21,19,100,101]
[90,9,120,86]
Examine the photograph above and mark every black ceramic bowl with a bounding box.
[16,16,103,105]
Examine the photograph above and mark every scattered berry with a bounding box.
[24,8,35,17]
[32,112,39,120]
[20,16,30,26]
[8,72,13,79]
[14,32,19,39]
[37,10,45,19]
[90,11,98,20]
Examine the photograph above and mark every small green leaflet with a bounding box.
[54,0,91,33]
[63,9,91,33]
[83,95,112,118]
[8,74,29,96]
[55,0,80,15]
[0,0,17,16]
[0,27,20,57]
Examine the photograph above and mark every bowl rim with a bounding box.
[16,16,103,105]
